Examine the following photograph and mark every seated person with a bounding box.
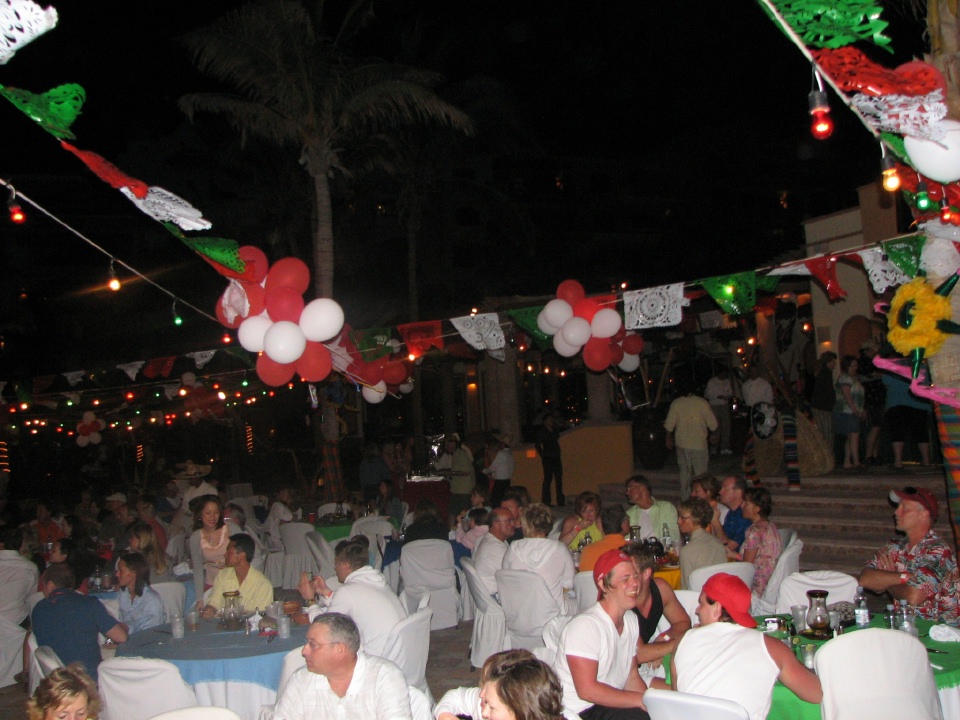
[502,502,576,615]
[677,498,726,590]
[579,504,629,573]
[116,552,166,634]
[454,507,490,552]
[690,474,729,540]
[27,664,101,720]
[672,573,821,720]
[47,538,97,593]
[737,487,782,597]
[471,508,516,596]
[718,476,751,552]
[558,492,603,550]
[402,500,449,543]
[200,534,273,617]
[0,526,39,626]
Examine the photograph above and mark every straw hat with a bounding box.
[174,460,212,479]
[494,432,513,447]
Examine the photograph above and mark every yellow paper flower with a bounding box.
[888,278,952,357]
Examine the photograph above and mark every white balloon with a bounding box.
[553,332,580,357]
[362,381,388,404]
[561,316,591,347]
[591,308,622,338]
[399,381,414,394]
[542,298,573,329]
[263,321,307,364]
[537,310,559,336]
[238,315,273,353]
[905,120,960,184]
[618,353,640,372]
[299,298,345,342]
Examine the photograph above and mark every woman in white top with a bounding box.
[265,486,302,552]
[188,495,240,607]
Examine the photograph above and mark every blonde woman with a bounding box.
[27,664,101,720]
[127,523,175,583]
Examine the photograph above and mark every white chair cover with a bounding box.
[752,539,804,615]
[226,483,254,500]
[166,531,186,565]
[230,495,269,534]
[774,570,859,614]
[150,708,243,720]
[814,628,943,720]
[398,589,432,615]
[688,562,755,594]
[27,632,42,694]
[400,540,459,630]
[263,551,284,588]
[316,503,340,517]
[304,532,337,581]
[534,614,573,665]
[26,590,45,615]
[778,527,797,549]
[153,582,187,621]
[257,648,306,720]
[656,589,701,637]
[461,558,507,669]
[380,608,434,703]
[408,686,432,720]
[34,645,64,677]
[99,657,198,720]
[279,522,320,590]
[237,528,267,574]
[401,510,415,529]
[643,687,749,720]
[573,571,598,614]
[348,516,395,570]
[0,615,26,688]
[547,517,564,541]
[495,569,559,651]
[457,567,474,622]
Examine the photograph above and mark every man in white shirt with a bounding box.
[471,508,516,596]
[273,612,411,720]
[704,368,735,455]
[175,461,217,530]
[298,539,406,657]
[0,527,38,626]
[741,366,774,409]
[482,433,515,506]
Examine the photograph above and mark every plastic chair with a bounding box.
[150,709,242,720]
[778,527,797,549]
[688,562,755,594]
[152,582,187,621]
[751,539,803,615]
[316,502,340,517]
[655,589,701,637]
[380,608,434,704]
[534,614,573,665]
[460,558,507,669]
[408,686,432,720]
[643,688,749,720]
[349,516,395,570]
[774,570,858,614]
[400,540,459,630]
[814,628,942,720]
[573,570,598,613]
[99,657,197,720]
[304,531,337,581]
[165,531,186,565]
[279,522,320,589]
[0,615,26,688]
[495,569,558,650]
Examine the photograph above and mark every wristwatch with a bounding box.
[899,572,909,584]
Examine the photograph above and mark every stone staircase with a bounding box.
[598,464,955,578]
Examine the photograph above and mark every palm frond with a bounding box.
[179,93,302,148]
[336,80,474,138]
[334,0,377,47]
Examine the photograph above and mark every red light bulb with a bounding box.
[7,200,25,224]
[810,110,833,140]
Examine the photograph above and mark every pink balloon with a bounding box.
[265,257,310,294]
[572,298,600,322]
[257,354,296,386]
[265,286,305,322]
[556,279,586,306]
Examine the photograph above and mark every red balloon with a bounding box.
[356,360,384,386]
[265,286,305,322]
[608,341,624,365]
[572,298,600,322]
[241,282,266,318]
[256,354,296,386]
[621,333,644,355]
[215,294,242,329]
[556,279,586,306]
[611,325,627,343]
[265,257,310,295]
[382,360,409,385]
[583,336,614,372]
[238,246,270,284]
[296,342,333,382]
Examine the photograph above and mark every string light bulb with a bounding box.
[808,69,833,140]
[6,186,24,224]
[915,179,933,212]
[880,147,900,192]
[172,302,183,326]
[941,198,955,224]
[107,260,121,291]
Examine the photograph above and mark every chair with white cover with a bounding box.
[751,538,804,615]
[533,614,573,665]
[778,527,797,549]
[643,688,749,720]
[495,569,559,651]
[0,615,26,688]
[656,589,701,636]
[257,648,306,720]
[398,589,431,615]
[380,608,434,703]
[774,570,859,614]
[230,495,269,535]
[26,633,42,694]
[401,510,415,529]
[573,570,598,614]
[153,582,187,621]
[547,517,564,541]
[99,657,197,720]
[316,502,340,517]
[461,558,507,670]
[408,686,432,720]
[150,708,243,720]
[279,522,320,589]
[304,531,337,581]
[166,530,187,565]
[814,628,943,720]
[34,646,64,678]
[400,540,459,630]
[688,562,755,594]
[348,516,395,570]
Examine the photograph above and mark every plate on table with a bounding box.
[799,627,833,640]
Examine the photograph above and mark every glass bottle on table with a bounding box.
[853,585,870,628]
[805,590,830,634]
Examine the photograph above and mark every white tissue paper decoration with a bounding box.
[857,248,910,294]
[116,361,145,381]
[852,90,947,141]
[0,1,57,65]
[187,350,217,369]
[120,186,212,231]
[221,279,251,324]
[61,370,85,386]
[450,313,506,362]
[767,263,812,276]
[623,283,689,329]
[920,229,960,279]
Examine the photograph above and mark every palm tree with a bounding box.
[179,0,473,298]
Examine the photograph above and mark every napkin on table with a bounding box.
[929,624,960,642]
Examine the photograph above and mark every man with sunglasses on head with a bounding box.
[860,486,958,623]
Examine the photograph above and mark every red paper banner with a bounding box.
[397,321,444,357]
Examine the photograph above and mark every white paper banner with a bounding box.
[120,186,211,231]
[116,361,144,381]
[450,313,505,362]
[0,1,58,65]
[187,351,217,369]
[623,283,688,329]
[857,248,910,294]
[62,370,85,386]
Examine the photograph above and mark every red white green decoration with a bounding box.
[0,0,57,65]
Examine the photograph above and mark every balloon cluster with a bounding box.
[76,411,104,447]
[325,328,414,405]
[535,280,643,372]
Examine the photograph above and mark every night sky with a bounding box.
[0,0,928,378]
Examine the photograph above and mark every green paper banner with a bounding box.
[350,328,393,361]
[883,235,925,278]
[701,271,757,316]
[0,83,86,139]
[756,275,781,292]
[506,306,552,349]
[163,223,245,274]
[766,0,892,52]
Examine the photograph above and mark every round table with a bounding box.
[118,618,307,720]
[313,518,354,544]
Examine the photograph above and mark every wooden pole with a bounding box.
[653,348,674,407]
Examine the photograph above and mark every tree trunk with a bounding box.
[928,1,960,121]
[309,161,335,299]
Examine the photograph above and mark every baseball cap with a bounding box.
[105,492,127,504]
[593,549,632,601]
[702,573,757,628]
[890,487,938,522]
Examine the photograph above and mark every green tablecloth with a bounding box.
[313,519,353,543]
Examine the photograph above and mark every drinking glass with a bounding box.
[791,604,807,632]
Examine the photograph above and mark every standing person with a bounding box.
[663,377,718,500]
[536,412,565,506]
[882,373,933,468]
[133,495,168,553]
[358,442,393,504]
[810,351,837,454]
[833,355,866,469]
[859,341,886,465]
[435,433,476,522]
[115,552,166,634]
[737,487,782,597]
[704,368,735,455]
[483,433,515,508]
[188,496,240,610]
[741,365,774,409]
[553,549,650,720]
[677,498,727,590]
